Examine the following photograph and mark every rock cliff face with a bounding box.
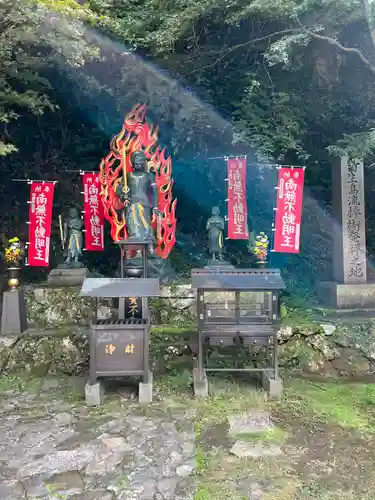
[0,285,374,379]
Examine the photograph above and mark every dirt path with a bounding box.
[1,373,375,499]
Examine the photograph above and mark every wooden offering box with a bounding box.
[81,276,160,404]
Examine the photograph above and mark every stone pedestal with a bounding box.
[85,380,104,406]
[48,267,89,287]
[261,370,283,399]
[1,289,28,335]
[193,367,208,398]
[319,282,375,309]
[138,372,153,404]
[320,156,375,308]
[204,259,235,271]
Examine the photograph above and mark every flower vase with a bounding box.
[6,266,21,290]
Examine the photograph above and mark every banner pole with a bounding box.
[12,179,58,184]
[270,164,281,257]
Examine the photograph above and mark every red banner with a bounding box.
[227,157,249,239]
[82,173,104,251]
[273,167,305,253]
[27,182,55,266]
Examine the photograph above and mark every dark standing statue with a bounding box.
[206,206,225,261]
[115,150,159,251]
[60,207,83,268]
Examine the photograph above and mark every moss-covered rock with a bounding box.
[25,284,196,327]
[331,348,372,377]
[151,285,195,325]
[1,327,89,376]
[0,320,374,378]
[26,286,96,327]
[5,286,375,379]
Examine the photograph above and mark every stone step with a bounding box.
[312,307,375,324]
[230,441,283,458]
[228,410,273,436]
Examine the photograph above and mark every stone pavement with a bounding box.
[0,377,196,500]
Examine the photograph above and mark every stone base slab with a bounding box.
[319,281,375,309]
[1,289,28,335]
[48,268,89,288]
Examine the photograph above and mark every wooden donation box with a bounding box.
[80,276,160,403]
[191,268,285,398]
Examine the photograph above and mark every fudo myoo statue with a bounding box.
[115,150,160,251]
[59,207,83,267]
[99,104,177,260]
[206,206,225,261]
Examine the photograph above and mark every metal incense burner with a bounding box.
[191,268,285,398]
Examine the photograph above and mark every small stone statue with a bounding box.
[206,206,225,261]
[115,150,160,252]
[60,207,83,268]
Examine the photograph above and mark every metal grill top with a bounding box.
[191,268,285,290]
[94,318,147,325]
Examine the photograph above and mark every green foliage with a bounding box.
[328,129,375,160]
[234,75,307,160]
[0,0,100,155]
[1,0,375,162]
[1,0,375,282]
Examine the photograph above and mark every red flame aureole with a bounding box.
[99,103,177,259]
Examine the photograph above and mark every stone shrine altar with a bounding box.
[319,156,375,308]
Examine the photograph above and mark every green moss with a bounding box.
[281,378,375,431]
[154,370,192,394]
[151,325,195,335]
[279,337,327,372]
[281,307,319,330]
[0,373,41,393]
[237,426,286,445]
[44,482,68,500]
[193,487,211,500]
[195,444,206,475]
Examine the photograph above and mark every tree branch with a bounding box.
[189,29,302,74]
[190,26,375,76]
[189,28,302,60]
[306,30,375,74]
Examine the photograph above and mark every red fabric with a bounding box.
[27,182,55,266]
[82,173,105,251]
[227,157,249,239]
[273,167,305,253]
